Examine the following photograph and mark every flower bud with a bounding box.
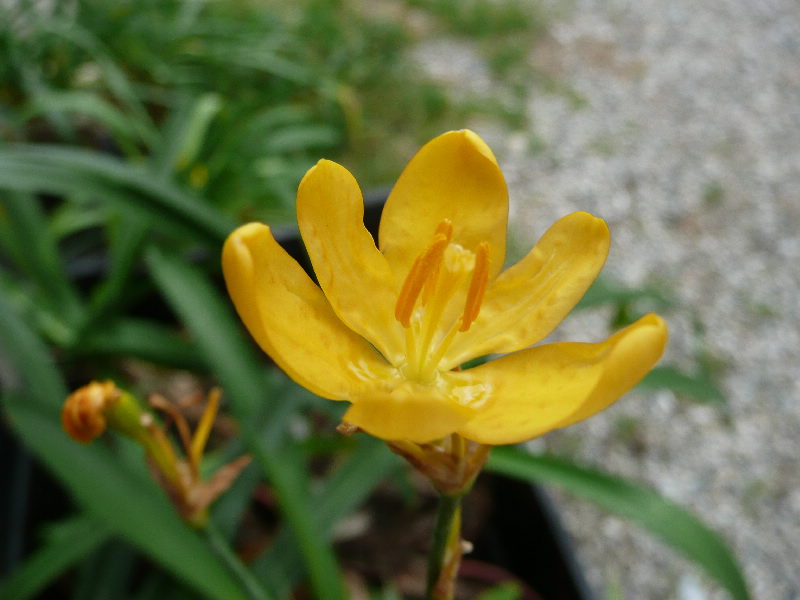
[62,380,151,445]
[62,380,121,443]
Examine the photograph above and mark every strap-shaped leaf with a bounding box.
[487,446,749,600]
[146,247,348,600]
[0,515,109,600]
[75,317,205,370]
[0,145,235,242]
[0,291,251,600]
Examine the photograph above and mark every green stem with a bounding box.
[426,493,463,600]
[205,520,277,600]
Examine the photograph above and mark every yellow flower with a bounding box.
[223,130,667,444]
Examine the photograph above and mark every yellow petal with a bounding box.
[222,223,392,400]
[442,212,610,369]
[343,378,479,443]
[297,160,404,364]
[553,313,668,429]
[378,130,508,281]
[457,314,668,445]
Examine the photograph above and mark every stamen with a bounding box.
[421,220,453,306]
[435,219,454,240]
[394,225,452,327]
[459,242,490,332]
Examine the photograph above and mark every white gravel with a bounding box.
[414,1,800,598]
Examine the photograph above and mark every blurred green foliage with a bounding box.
[0,0,448,222]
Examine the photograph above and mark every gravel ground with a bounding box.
[413,1,800,599]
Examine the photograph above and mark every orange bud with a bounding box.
[62,380,121,443]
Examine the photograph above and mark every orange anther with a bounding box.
[459,242,490,332]
[420,221,453,306]
[434,219,454,240]
[395,231,450,327]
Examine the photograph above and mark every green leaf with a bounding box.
[0,192,84,329]
[48,198,107,239]
[87,217,150,322]
[144,247,264,414]
[22,90,157,153]
[254,435,402,596]
[11,15,155,138]
[72,540,137,600]
[640,365,725,403]
[0,288,65,411]
[145,248,348,600]
[487,447,750,600]
[263,124,341,154]
[74,317,205,370]
[204,522,277,600]
[4,401,251,600]
[0,145,235,243]
[313,436,401,529]
[254,440,349,600]
[0,291,250,600]
[576,276,672,312]
[0,515,110,600]
[158,94,224,175]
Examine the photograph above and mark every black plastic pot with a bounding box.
[470,475,593,599]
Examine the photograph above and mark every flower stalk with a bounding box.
[384,433,489,599]
[427,492,464,600]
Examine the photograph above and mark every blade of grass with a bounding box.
[575,276,672,312]
[475,582,522,600]
[13,15,156,137]
[74,317,206,371]
[155,93,223,178]
[0,515,110,600]
[22,90,156,155]
[0,289,65,411]
[314,435,402,530]
[87,217,149,321]
[72,540,137,600]
[254,434,401,596]
[204,521,276,600]
[487,446,750,600]
[640,365,725,404]
[0,292,251,600]
[0,161,199,244]
[4,400,252,600]
[0,146,235,242]
[1,191,84,328]
[146,247,348,600]
[15,162,202,245]
[144,247,264,414]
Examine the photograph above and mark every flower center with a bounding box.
[394,220,490,382]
